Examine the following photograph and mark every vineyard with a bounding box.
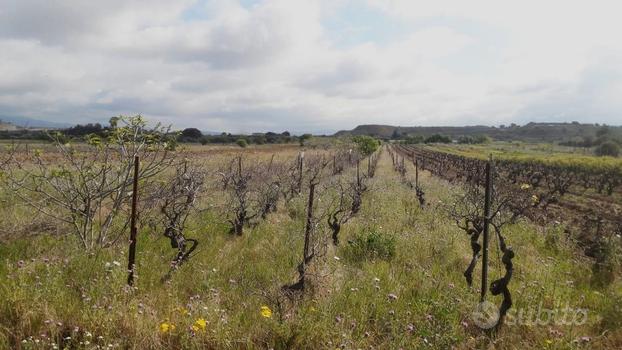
[0,118,621,349]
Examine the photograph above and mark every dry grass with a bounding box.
[0,144,620,349]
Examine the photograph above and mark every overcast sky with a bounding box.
[1,0,622,133]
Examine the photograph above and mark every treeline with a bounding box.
[559,126,621,157]
[177,128,312,146]
[0,122,313,146]
[399,133,491,144]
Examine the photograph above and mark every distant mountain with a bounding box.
[0,116,71,129]
[334,122,622,143]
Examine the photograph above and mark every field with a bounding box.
[1,135,621,349]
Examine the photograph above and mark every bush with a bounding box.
[352,135,380,156]
[403,135,424,144]
[343,230,396,262]
[595,141,620,157]
[458,135,491,144]
[424,134,452,143]
[236,139,248,148]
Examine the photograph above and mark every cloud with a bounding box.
[0,0,621,132]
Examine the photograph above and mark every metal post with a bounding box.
[127,156,139,286]
[481,156,493,302]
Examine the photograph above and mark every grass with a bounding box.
[0,145,621,349]
[428,142,622,174]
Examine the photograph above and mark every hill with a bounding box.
[335,122,622,143]
[0,116,71,129]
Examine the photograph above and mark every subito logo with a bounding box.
[471,301,499,329]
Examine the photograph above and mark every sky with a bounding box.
[1,0,622,133]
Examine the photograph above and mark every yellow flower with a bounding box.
[260,306,272,318]
[520,183,531,190]
[545,339,553,345]
[178,307,189,316]
[192,318,207,332]
[159,322,176,334]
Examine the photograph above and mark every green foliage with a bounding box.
[299,133,312,146]
[343,230,396,262]
[595,141,620,157]
[236,138,248,148]
[352,135,380,156]
[181,128,203,139]
[424,134,452,143]
[457,134,491,144]
[402,135,425,144]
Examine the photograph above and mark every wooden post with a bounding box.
[480,156,493,302]
[415,159,419,187]
[300,182,316,289]
[127,156,139,286]
[356,159,361,187]
[268,154,274,172]
[238,156,242,176]
[298,152,304,194]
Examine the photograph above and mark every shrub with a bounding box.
[352,135,380,156]
[424,134,452,143]
[236,138,248,148]
[343,230,396,262]
[594,141,620,157]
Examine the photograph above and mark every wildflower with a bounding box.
[545,339,553,345]
[159,322,176,334]
[260,306,272,318]
[531,195,539,204]
[520,183,531,190]
[387,293,398,301]
[178,307,190,316]
[192,318,207,332]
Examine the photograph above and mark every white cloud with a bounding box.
[0,0,621,132]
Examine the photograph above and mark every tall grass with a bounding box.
[0,146,620,349]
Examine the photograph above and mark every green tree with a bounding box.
[299,133,312,146]
[595,141,620,157]
[236,138,248,148]
[353,135,380,156]
[181,128,203,139]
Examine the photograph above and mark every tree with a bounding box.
[1,115,177,249]
[299,133,312,146]
[424,134,451,143]
[352,135,380,156]
[181,128,203,139]
[236,138,248,148]
[595,141,620,157]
